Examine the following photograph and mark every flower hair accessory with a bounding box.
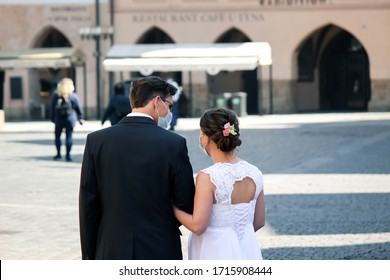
[222,122,237,137]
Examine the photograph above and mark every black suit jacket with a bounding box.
[79,116,195,259]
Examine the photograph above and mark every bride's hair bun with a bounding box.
[200,108,241,152]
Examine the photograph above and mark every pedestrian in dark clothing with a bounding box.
[167,78,182,131]
[51,78,84,162]
[101,83,132,126]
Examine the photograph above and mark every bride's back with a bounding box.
[202,160,263,206]
[200,160,263,237]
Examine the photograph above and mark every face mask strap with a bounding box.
[156,98,172,129]
[154,96,165,118]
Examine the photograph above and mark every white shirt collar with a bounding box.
[127,112,153,120]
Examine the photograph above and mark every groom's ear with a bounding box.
[151,95,159,107]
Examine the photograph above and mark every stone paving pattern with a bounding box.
[1,112,389,260]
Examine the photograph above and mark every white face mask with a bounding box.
[157,99,172,129]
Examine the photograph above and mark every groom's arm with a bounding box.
[172,138,195,214]
[173,172,214,235]
[79,135,101,260]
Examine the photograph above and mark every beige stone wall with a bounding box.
[0,3,110,119]
[369,80,390,111]
[112,0,390,114]
[1,0,389,119]
[261,80,297,114]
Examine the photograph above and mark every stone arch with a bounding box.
[210,27,258,115]
[30,26,75,119]
[32,25,72,48]
[135,26,176,80]
[295,24,370,111]
[134,26,186,115]
[214,27,252,43]
[136,26,175,44]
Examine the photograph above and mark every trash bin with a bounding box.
[228,92,247,116]
[209,92,232,108]
[216,95,226,107]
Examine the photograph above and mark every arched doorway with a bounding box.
[32,26,74,119]
[135,27,177,80]
[137,27,175,45]
[296,24,370,112]
[320,29,370,111]
[135,27,187,116]
[211,28,259,114]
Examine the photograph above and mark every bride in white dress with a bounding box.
[174,108,265,260]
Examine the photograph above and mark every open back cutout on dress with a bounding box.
[230,177,256,205]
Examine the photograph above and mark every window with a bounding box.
[10,77,23,99]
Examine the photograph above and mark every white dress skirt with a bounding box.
[188,204,262,260]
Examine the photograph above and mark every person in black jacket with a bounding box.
[167,78,182,131]
[51,78,84,162]
[79,76,195,259]
[101,83,132,126]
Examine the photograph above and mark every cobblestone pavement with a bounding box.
[1,112,390,260]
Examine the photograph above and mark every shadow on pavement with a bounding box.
[266,193,390,235]
[4,119,390,175]
[262,242,390,260]
[10,138,86,146]
[29,154,84,164]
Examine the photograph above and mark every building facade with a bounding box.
[1,0,389,120]
[0,0,111,120]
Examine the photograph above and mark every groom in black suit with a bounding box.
[79,76,195,260]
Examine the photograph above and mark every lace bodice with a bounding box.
[200,160,264,239]
[201,160,263,204]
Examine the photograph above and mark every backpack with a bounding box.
[55,96,72,117]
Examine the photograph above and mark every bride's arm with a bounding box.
[253,190,265,231]
[174,172,214,235]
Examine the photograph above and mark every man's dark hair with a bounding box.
[130,76,177,108]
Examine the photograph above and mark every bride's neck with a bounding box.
[211,150,238,164]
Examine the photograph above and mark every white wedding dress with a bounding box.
[188,160,264,260]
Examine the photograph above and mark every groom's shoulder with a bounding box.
[86,125,115,140]
[160,129,187,144]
